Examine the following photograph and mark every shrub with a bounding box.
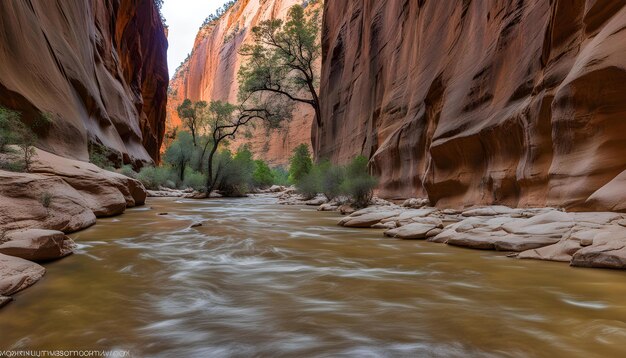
[40,192,53,208]
[318,160,344,201]
[0,107,22,152]
[216,146,255,196]
[271,166,290,186]
[182,168,207,191]
[288,144,313,184]
[296,166,321,200]
[252,160,274,188]
[89,143,115,169]
[118,164,138,179]
[341,155,377,207]
[137,166,176,190]
[0,106,38,171]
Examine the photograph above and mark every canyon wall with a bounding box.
[318,0,626,211]
[167,0,318,166]
[0,0,168,165]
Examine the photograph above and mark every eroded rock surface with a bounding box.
[0,0,168,164]
[0,149,147,236]
[0,229,76,262]
[338,202,626,269]
[0,254,45,296]
[319,0,626,211]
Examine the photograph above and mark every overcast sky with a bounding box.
[162,0,226,77]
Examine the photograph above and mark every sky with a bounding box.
[161,0,227,77]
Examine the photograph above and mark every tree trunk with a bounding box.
[206,145,219,194]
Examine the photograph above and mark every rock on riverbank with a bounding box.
[337,199,626,270]
[0,149,147,304]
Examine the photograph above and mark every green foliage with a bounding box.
[216,146,256,196]
[271,166,290,186]
[0,107,26,153]
[118,165,138,179]
[200,0,237,29]
[163,130,195,180]
[296,165,321,200]
[318,159,345,201]
[290,154,377,206]
[89,143,115,170]
[252,160,274,188]
[176,99,208,146]
[0,107,37,171]
[288,144,313,184]
[238,4,321,126]
[40,192,53,208]
[137,166,176,190]
[182,168,207,192]
[341,156,378,208]
[32,112,53,134]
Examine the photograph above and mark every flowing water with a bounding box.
[1,196,626,357]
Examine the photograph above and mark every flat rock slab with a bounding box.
[339,211,400,228]
[384,223,439,239]
[518,239,583,262]
[445,233,496,250]
[0,253,45,296]
[0,229,76,262]
[493,235,562,252]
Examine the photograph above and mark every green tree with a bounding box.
[204,101,288,194]
[238,4,322,129]
[252,160,274,188]
[288,144,313,183]
[176,99,208,146]
[163,130,194,181]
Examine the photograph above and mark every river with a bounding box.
[1,196,626,357]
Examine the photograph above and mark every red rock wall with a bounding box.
[167,0,318,166]
[318,0,626,211]
[0,0,168,164]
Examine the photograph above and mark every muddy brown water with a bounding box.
[1,196,626,357]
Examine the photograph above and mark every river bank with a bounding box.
[275,191,626,270]
[0,149,147,305]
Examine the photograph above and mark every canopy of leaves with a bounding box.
[237,4,320,125]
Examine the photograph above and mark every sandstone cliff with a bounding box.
[318,0,626,211]
[167,0,318,166]
[0,0,168,164]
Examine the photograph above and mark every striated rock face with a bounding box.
[167,0,318,166]
[319,0,626,211]
[0,0,168,164]
[0,148,147,234]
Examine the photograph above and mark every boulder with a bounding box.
[269,185,285,193]
[339,210,401,228]
[0,229,75,262]
[305,196,328,206]
[402,198,429,209]
[518,239,583,262]
[445,232,497,250]
[462,205,522,217]
[30,149,147,216]
[338,204,356,215]
[493,235,561,252]
[384,222,440,239]
[0,253,45,296]
[0,171,96,233]
[318,203,338,211]
[571,239,626,269]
